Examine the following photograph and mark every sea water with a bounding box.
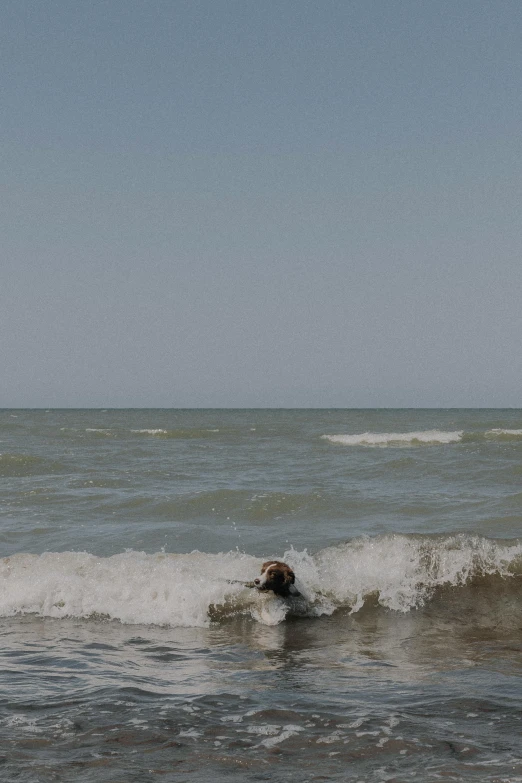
[0,408,521,782]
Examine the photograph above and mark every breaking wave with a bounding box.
[1,535,520,627]
[323,428,522,446]
[322,431,463,447]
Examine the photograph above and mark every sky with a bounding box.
[2,0,521,407]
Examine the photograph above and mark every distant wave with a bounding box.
[64,428,222,439]
[1,535,520,627]
[130,428,220,438]
[322,431,463,447]
[131,429,169,435]
[42,425,522,444]
[486,428,522,439]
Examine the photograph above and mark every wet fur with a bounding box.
[254,561,300,598]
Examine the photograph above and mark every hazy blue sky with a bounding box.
[2,0,521,407]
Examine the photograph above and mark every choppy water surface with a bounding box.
[1,409,521,782]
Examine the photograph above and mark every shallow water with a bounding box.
[1,409,521,781]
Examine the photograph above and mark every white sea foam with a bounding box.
[257,725,305,747]
[1,535,520,627]
[322,430,463,447]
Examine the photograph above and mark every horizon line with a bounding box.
[1,406,521,412]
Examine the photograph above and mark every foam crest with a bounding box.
[322,430,463,446]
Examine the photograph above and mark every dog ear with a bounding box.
[284,569,300,596]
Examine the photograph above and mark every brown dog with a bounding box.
[253,561,300,598]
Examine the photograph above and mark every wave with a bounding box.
[1,535,520,627]
[130,428,221,438]
[485,428,522,440]
[44,425,522,444]
[0,453,64,477]
[322,431,463,447]
[151,489,326,521]
[131,429,169,435]
[61,428,223,439]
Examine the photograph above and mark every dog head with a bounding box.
[254,561,299,597]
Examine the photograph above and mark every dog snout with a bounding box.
[253,578,260,585]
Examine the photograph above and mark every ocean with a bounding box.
[1,408,521,782]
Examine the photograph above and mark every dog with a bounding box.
[253,561,300,598]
